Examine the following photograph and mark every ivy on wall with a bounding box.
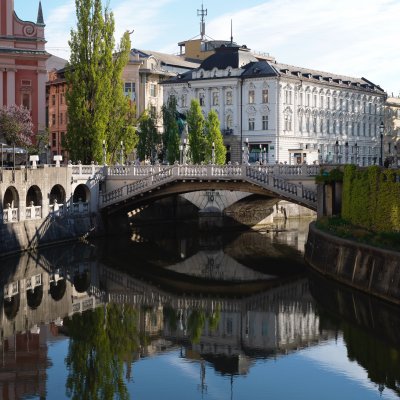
[342,165,400,232]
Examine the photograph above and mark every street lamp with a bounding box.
[0,143,4,169]
[334,140,339,164]
[345,142,349,164]
[259,144,262,164]
[354,142,358,165]
[263,147,267,165]
[179,143,183,164]
[183,138,187,164]
[102,140,107,165]
[120,140,124,165]
[245,137,249,164]
[211,141,215,164]
[379,121,384,166]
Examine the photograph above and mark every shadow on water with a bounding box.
[309,270,400,396]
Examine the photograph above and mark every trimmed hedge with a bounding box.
[342,165,400,232]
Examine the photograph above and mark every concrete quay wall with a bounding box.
[305,222,400,305]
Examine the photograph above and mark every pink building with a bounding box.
[0,0,49,137]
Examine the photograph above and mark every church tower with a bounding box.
[0,0,49,136]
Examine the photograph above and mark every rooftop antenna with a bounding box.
[197,2,207,40]
[230,19,233,45]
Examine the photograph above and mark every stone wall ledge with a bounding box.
[305,222,400,306]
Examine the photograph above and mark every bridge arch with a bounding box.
[73,184,90,203]
[50,184,66,204]
[3,186,19,209]
[4,293,20,320]
[27,285,43,310]
[50,279,66,301]
[26,185,42,207]
[73,271,91,293]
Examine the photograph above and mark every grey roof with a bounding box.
[273,61,385,92]
[241,61,279,78]
[133,48,200,69]
[46,54,68,72]
[199,45,258,71]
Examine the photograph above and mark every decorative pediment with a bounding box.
[246,105,257,115]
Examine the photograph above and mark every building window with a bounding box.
[226,91,232,105]
[51,94,56,106]
[59,113,63,125]
[199,92,205,106]
[124,82,135,100]
[312,117,317,133]
[248,117,255,131]
[22,93,31,110]
[313,94,317,108]
[150,83,157,97]
[284,113,292,131]
[306,92,310,107]
[61,132,65,147]
[248,90,255,104]
[333,97,337,110]
[320,95,324,108]
[212,91,219,106]
[181,94,187,108]
[52,114,56,126]
[150,105,157,119]
[320,118,323,133]
[299,116,303,132]
[226,114,233,129]
[262,115,268,130]
[52,132,57,147]
[285,88,292,105]
[262,89,269,103]
[327,119,331,134]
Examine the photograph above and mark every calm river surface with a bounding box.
[0,219,399,400]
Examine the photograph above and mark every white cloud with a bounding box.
[206,0,400,94]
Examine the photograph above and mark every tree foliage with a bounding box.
[0,105,33,148]
[137,110,160,162]
[162,96,180,164]
[65,0,137,164]
[204,110,226,165]
[187,99,206,164]
[65,303,139,400]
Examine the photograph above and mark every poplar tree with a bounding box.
[137,111,160,163]
[66,0,136,164]
[162,96,180,164]
[204,110,226,165]
[187,99,206,164]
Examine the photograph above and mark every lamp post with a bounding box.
[120,140,124,165]
[211,141,215,164]
[245,137,249,164]
[263,147,267,165]
[258,144,262,165]
[102,140,107,165]
[379,121,384,166]
[183,138,187,164]
[0,143,4,169]
[345,142,349,164]
[179,144,183,164]
[394,144,398,167]
[354,142,358,165]
[334,140,339,164]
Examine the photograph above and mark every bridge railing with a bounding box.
[100,163,318,209]
[25,205,42,220]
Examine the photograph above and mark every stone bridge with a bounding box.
[100,163,319,215]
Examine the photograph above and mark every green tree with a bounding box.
[65,0,136,164]
[137,110,160,163]
[204,110,226,165]
[187,99,206,164]
[162,96,180,164]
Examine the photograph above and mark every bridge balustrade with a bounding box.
[1,207,19,223]
[25,205,42,220]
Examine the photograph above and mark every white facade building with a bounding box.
[162,45,386,165]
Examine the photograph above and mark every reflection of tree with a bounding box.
[186,308,221,344]
[64,303,138,400]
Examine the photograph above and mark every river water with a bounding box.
[0,219,399,400]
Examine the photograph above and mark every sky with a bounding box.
[16,0,400,95]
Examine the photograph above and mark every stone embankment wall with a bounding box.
[0,214,102,257]
[305,223,400,305]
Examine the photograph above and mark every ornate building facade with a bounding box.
[0,0,49,136]
[162,45,387,165]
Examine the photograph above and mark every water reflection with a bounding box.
[0,223,399,399]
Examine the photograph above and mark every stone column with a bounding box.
[6,69,15,106]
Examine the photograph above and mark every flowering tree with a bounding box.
[0,105,34,147]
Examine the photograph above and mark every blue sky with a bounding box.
[16,0,400,95]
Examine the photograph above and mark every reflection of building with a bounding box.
[0,0,49,136]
